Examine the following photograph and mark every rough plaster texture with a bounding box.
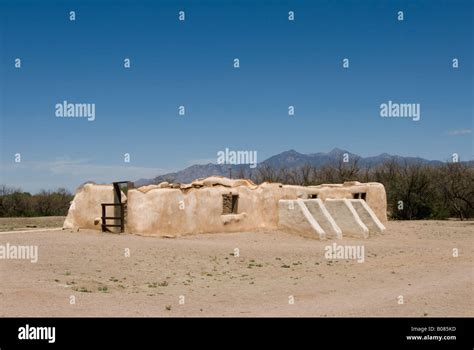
[350,199,386,235]
[278,200,325,239]
[63,184,126,231]
[303,199,342,239]
[324,199,369,238]
[64,177,387,238]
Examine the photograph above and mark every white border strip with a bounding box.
[0,228,63,235]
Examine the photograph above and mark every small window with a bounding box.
[308,194,318,199]
[222,194,239,214]
[353,192,366,200]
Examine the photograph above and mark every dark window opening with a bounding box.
[308,194,318,199]
[352,192,366,200]
[222,194,239,214]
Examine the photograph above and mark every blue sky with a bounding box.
[0,0,472,192]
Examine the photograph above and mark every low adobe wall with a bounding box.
[63,177,387,236]
[63,184,126,230]
[308,182,387,222]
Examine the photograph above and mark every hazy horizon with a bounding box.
[1,146,471,194]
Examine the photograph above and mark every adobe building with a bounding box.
[63,176,387,239]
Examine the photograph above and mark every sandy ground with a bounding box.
[0,220,472,317]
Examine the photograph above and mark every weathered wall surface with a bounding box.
[307,182,387,222]
[63,184,126,230]
[278,198,386,240]
[350,199,386,235]
[324,199,370,238]
[64,177,387,237]
[126,183,282,236]
[303,199,342,239]
[278,199,326,239]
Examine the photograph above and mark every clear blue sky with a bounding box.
[0,0,472,192]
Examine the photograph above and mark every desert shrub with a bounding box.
[0,187,73,217]
[438,162,474,220]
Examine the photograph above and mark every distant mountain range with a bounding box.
[134,148,466,186]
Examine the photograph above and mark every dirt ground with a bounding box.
[0,220,472,317]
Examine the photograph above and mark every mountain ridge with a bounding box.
[134,148,463,186]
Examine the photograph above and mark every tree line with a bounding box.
[0,186,73,217]
[0,159,472,220]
